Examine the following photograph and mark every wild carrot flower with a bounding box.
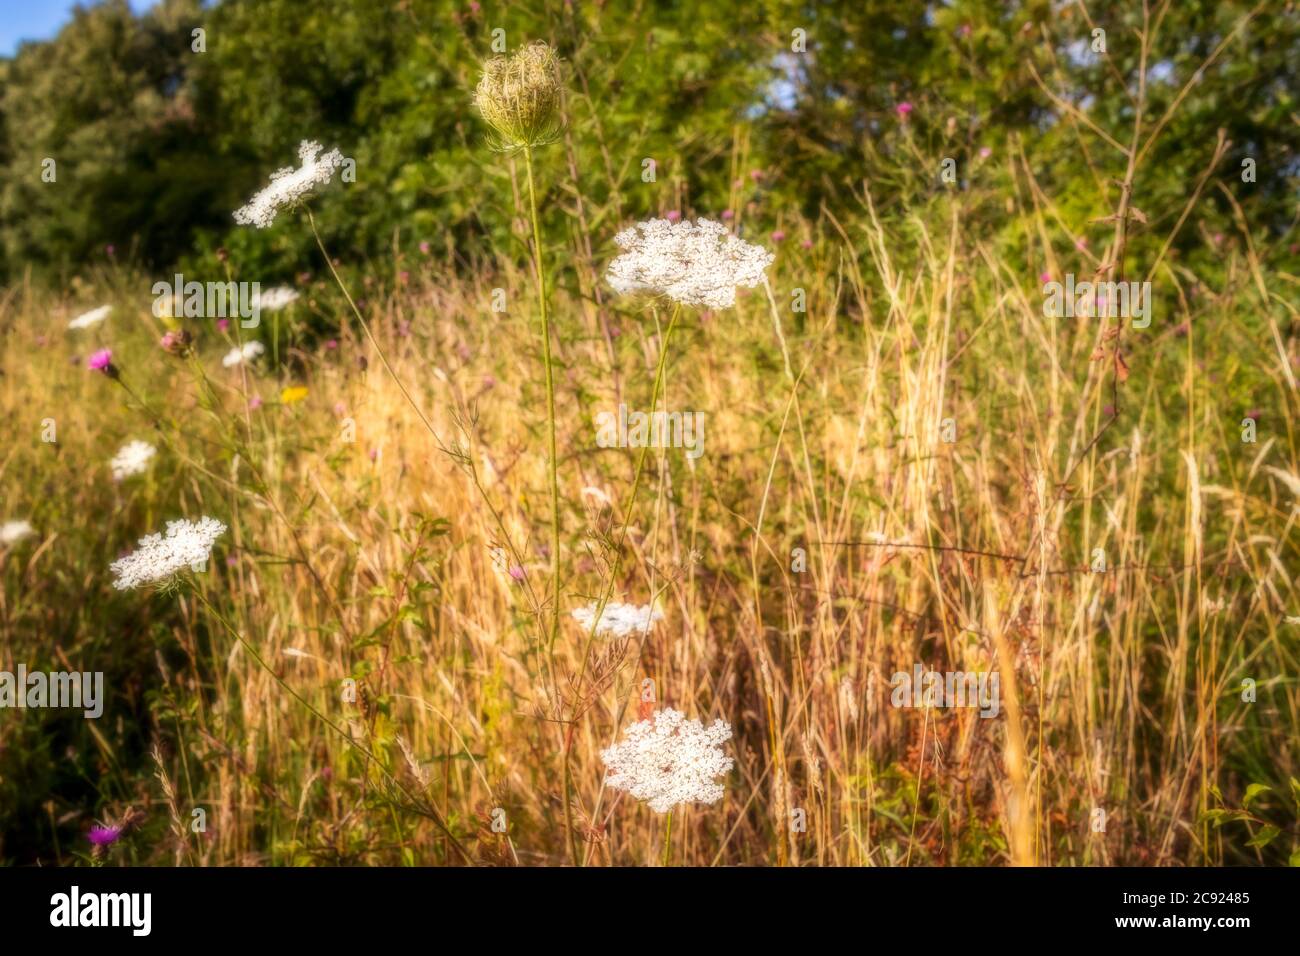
[68,305,111,330]
[253,286,299,311]
[110,440,156,480]
[571,600,663,639]
[110,517,226,590]
[600,708,734,813]
[473,41,565,150]
[1,520,35,545]
[606,218,775,309]
[233,140,345,228]
[222,340,265,367]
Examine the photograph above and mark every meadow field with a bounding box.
[0,0,1297,868]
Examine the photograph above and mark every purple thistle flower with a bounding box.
[88,825,121,846]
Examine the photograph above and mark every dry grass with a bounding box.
[1,183,1297,866]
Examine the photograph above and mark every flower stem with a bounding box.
[568,303,681,867]
[522,146,563,659]
[662,809,673,867]
[522,146,575,866]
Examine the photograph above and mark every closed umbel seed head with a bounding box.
[473,42,564,150]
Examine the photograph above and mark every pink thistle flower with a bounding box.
[1075,237,1088,251]
[721,209,734,220]
[325,339,339,350]
[88,825,121,846]
[665,210,681,222]
[419,241,431,255]
[216,318,230,332]
[508,564,526,581]
[895,101,914,118]
[771,229,786,243]
[801,238,813,249]
[105,245,116,257]
[979,146,992,159]
[749,169,764,182]
[1039,272,1053,284]
[248,396,263,410]
[87,348,113,373]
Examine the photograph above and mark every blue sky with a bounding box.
[0,0,156,57]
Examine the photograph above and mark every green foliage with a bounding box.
[2,1,1294,286]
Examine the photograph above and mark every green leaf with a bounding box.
[1246,824,1281,849]
[1242,783,1272,810]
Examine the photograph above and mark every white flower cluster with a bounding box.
[600,708,734,813]
[1,520,35,545]
[233,140,344,229]
[109,517,227,590]
[254,286,300,311]
[110,440,156,480]
[606,218,774,309]
[222,340,265,367]
[571,600,663,639]
[68,305,111,330]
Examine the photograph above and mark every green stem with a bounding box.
[522,147,562,658]
[522,145,573,865]
[662,809,673,867]
[568,303,681,867]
